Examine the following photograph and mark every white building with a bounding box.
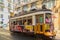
[0,0,9,27]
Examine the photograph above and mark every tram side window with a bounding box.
[45,13,52,32]
[45,13,52,24]
[39,16,44,23]
[28,19,32,25]
[36,16,39,23]
[23,20,27,25]
[36,15,44,24]
[19,20,23,25]
[13,21,17,25]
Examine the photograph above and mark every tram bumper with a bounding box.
[44,32,56,39]
[23,29,34,35]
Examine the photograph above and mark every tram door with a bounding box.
[35,14,44,34]
[44,13,53,32]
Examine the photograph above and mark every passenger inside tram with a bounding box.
[28,19,32,25]
[24,21,28,25]
[45,14,52,24]
[45,16,50,23]
[45,14,51,32]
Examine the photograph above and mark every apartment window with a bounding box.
[8,3,10,7]
[18,0,20,4]
[24,0,28,3]
[8,0,11,12]
[0,0,3,11]
[0,0,3,2]
[13,0,15,3]
[23,5,28,11]
[17,7,21,14]
[47,0,55,9]
[0,21,3,24]
[8,3,11,12]
[8,15,10,19]
[17,7,20,11]
[0,7,3,11]
[42,0,55,9]
[0,14,3,18]
[31,3,36,9]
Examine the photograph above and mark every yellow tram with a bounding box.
[9,6,56,39]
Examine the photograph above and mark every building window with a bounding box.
[8,15,10,19]
[23,5,28,11]
[0,0,4,11]
[1,14,3,18]
[8,3,11,12]
[0,0,3,2]
[0,7,3,11]
[17,7,21,14]
[23,0,28,3]
[31,3,36,9]
[17,7,20,11]
[42,0,55,9]
[18,0,20,4]
[0,14,3,18]
[0,21,3,24]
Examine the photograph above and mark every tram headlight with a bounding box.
[49,36,53,38]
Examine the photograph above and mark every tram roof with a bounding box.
[10,9,52,19]
[28,9,52,13]
[15,9,52,16]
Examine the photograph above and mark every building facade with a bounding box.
[10,0,55,14]
[0,0,9,27]
[53,0,60,31]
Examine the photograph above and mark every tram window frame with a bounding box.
[23,16,32,25]
[36,14,44,24]
[16,18,23,25]
[23,19,27,25]
[27,18,32,25]
[18,20,23,25]
[13,21,17,25]
[45,13,53,32]
[39,16,44,23]
[45,13,52,24]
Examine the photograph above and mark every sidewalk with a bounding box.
[1,27,10,32]
[3,25,9,31]
[55,30,60,40]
